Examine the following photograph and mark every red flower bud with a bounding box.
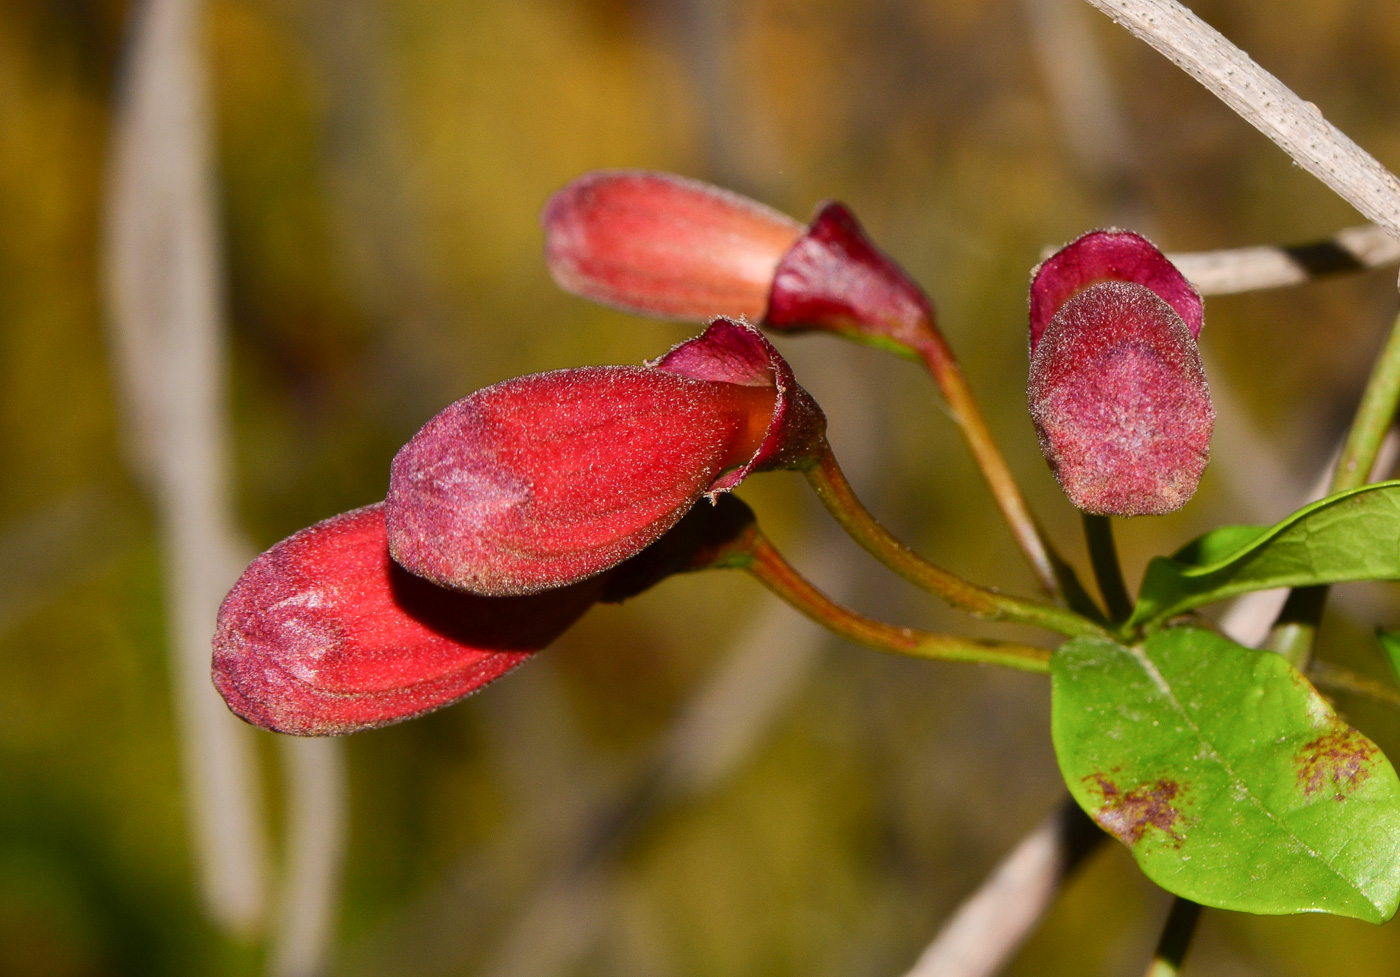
[385,318,825,595]
[542,170,804,322]
[542,171,936,354]
[212,505,599,735]
[213,497,761,736]
[1028,231,1213,517]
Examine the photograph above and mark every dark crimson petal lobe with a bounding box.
[653,318,827,490]
[212,505,601,735]
[386,365,778,595]
[543,170,804,322]
[1028,281,1214,516]
[1030,229,1203,351]
[766,202,935,352]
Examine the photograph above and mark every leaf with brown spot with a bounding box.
[1297,729,1379,801]
[1084,774,1187,846]
[1052,627,1400,922]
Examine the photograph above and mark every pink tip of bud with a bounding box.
[766,202,935,351]
[386,319,825,596]
[1028,281,1214,517]
[543,170,804,322]
[212,506,599,735]
[1030,229,1202,352]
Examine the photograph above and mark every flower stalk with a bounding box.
[745,532,1052,673]
[912,333,1062,598]
[1082,513,1133,623]
[803,446,1108,639]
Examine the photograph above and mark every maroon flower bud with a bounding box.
[542,170,804,322]
[1028,231,1213,517]
[542,171,936,355]
[213,497,761,736]
[385,318,825,596]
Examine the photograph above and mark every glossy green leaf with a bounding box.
[1129,481,1400,628]
[1051,627,1400,921]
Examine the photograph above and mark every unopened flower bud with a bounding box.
[213,497,762,735]
[386,318,825,596]
[542,171,938,355]
[542,170,804,322]
[212,505,598,735]
[1028,231,1213,517]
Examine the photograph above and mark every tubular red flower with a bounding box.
[213,497,761,736]
[1028,277,1214,517]
[212,505,599,735]
[542,170,804,322]
[385,318,825,595]
[542,171,937,355]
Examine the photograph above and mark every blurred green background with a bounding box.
[6,0,1400,974]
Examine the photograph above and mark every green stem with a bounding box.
[1082,513,1133,623]
[804,446,1107,639]
[912,335,1063,597]
[1268,311,1400,668]
[746,533,1051,673]
[1333,313,1400,494]
[1144,897,1202,977]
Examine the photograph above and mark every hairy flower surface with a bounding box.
[386,318,825,595]
[214,498,760,735]
[765,201,933,351]
[1028,231,1213,517]
[212,505,597,735]
[543,170,935,353]
[543,169,804,321]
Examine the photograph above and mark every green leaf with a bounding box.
[1052,627,1400,921]
[1130,481,1400,628]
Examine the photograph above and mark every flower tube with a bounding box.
[386,318,826,595]
[542,170,804,322]
[542,170,933,352]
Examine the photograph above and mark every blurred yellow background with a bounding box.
[5,0,1400,974]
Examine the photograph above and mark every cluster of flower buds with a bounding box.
[214,169,1217,737]
[1027,230,1214,517]
[213,320,827,734]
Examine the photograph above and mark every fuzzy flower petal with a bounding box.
[214,497,762,735]
[543,170,803,322]
[386,320,824,595]
[212,505,600,735]
[1028,281,1213,516]
[1029,228,1203,352]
